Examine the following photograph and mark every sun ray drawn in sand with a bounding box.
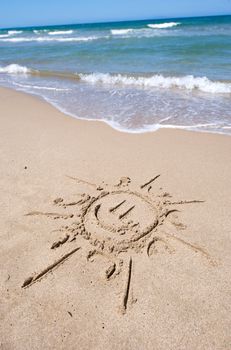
[22,176,216,314]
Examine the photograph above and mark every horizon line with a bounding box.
[0,13,230,31]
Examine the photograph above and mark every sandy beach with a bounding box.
[0,86,231,349]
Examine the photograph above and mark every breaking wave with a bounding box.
[111,29,133,35]
[0,64,230,94]
[0,30,23,38]
[33,29,49,34]
[79,73,231,94]
[0,64,31,74]
[148,22,180,29]
[8,30,23,35]
[48,30,74,35]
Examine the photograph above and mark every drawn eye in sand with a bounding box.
[22,175,216,314]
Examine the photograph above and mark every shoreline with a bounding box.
[2,84,231,137]
[0,86,231,349]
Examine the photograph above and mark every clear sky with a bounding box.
[0,0,231,28]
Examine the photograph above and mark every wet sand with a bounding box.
[0,87,231,349]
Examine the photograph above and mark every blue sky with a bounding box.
[0,0,231,28]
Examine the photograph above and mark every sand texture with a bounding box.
[0,87,231,349]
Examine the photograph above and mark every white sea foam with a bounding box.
[0,64,30,74]
[79,73,231,94]
[36,36,99,42]
[0,37,34,42]
[148,22,180,29]
[48,30,74,35]
[33,29,49,34]
[111,29,133,35]
[0,30,22,38]
[36,36,98,42]
[12,82,70,91]
[110,27,182,39]
[8,30,23,35]
[0,36,102,43]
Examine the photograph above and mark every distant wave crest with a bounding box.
[79,73,231,94]
[111,29,133,35]
[48,30,74,35]
[33,29,49,34]
[148,22,180,29]
[0,36,101,43]
[0,30,23,38]
[8,30,23,35]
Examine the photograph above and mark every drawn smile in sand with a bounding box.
[22,175,216,314]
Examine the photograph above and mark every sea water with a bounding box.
[0,15,231,134]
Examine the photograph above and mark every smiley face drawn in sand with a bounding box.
[84,190,159,248]
[22,175,216,314]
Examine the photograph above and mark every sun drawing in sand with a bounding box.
[22,175,215,314]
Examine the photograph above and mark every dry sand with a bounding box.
[0,87,231,349]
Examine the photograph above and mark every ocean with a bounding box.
[0,15,231,134]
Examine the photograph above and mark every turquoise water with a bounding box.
[0,15,231,134]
